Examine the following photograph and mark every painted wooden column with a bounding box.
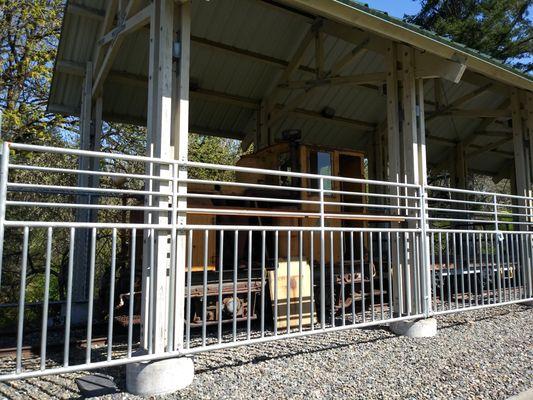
[416,77,432,316]
[401,46,422,316]
[386,42,404,316]
[511,90,529,214]
[72,62,100,307]
[171,0,191,351]
[511,89,533,299]
[141,0,175,354]
[140,0,191,354]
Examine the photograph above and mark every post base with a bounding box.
[126,355,194,396]
[389,318,437,338]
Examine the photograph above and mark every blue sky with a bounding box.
[364,1,421,18]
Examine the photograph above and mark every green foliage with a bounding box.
[405,0,533,72]
[0,0,71,144]
[188,134,246,181]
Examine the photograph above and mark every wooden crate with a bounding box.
[268,261,317,329]
[188,214,217,272]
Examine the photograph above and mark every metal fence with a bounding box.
[0,142,531,381]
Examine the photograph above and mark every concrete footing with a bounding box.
[389,318,437,338]
[126,355,194,396]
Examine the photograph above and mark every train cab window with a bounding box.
[278,152,292,186]
[309,151,332,190]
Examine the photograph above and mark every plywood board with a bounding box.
[268,261,317,329]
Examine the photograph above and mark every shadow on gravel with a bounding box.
[437,305,530,330]
[194,325,395,374]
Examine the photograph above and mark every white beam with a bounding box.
[415,51,466,83]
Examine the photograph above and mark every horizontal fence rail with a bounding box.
[0,142,531,381]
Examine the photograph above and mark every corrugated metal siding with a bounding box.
[48,0,518,176]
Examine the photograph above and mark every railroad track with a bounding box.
[0,337,108,358]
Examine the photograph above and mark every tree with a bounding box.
[0,0,70,144]
[405,0,533,72]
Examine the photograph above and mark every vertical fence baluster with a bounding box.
[459,232,464,308]
[107,228,117,361]
[404,232,410,317]
[370,232,375,321]
[218,230,224,344]
[247,230,252,340]
[186,230,193,349]
[40,227,52,371]
[361,232,366,322]
[310,231,315,331]
[16,227,29,374]
[466,233,472,307]
[473,232,478,307]
[274,231,279,336]
[452,233,458,309]
[64,228,75,367]
[298,231,303,332]
[260,231,266,337]
[330,231,335,327]
[430,232,436,311]
[127,229,136,358]
[202,230,208,346]
[86,227,97,364]
[378,232,384,320]
[387,232,393,319]
[350,231,356,323]
[340,231,345,326]
[287,230,291,334]
[232,231,238,342]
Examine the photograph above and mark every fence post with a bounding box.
[493,194,500,233]
[420,185,432,317]
[319,176,326,329]
[0,141,10,289]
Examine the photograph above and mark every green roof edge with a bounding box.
[336,0,533,84]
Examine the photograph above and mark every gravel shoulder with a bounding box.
[0,305,531,400]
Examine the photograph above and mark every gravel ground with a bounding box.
[0,304,531,400]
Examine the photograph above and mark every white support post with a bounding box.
[140,0,160,351]
[511,90,528,220]
[401,46,420,317]
[525,92,533,230]
[386,42,402,317]
[512,89,533,301]
[391,48,436,337]
[416,78,432,317]
[128,0,194,395]
[151,0,174,356]
[171,0,190,352]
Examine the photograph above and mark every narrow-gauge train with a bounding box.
[113,136,389,329]
[183,138,378,328]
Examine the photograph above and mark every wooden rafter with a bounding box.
[67,3,105,21]
[92,0,119,78]
[467,137,513,158]
[278,72,386,90]
[268,35,371,128]
[92,0,146,98]
[426,83,493,122]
